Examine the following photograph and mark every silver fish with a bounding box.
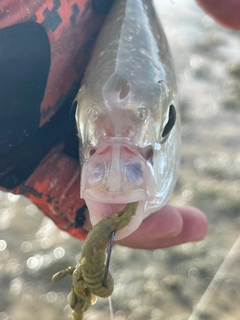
[75,0,180,240]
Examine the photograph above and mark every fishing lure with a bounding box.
[75,0,180,240]
[52,202,138,320]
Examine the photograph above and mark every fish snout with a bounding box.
[81,143,155,203]
[80,143,155,239]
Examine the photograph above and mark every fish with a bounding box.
[75,0,180,240]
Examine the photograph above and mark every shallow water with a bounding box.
[1,1,240,319]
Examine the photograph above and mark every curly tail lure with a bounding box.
[52,202,138,319]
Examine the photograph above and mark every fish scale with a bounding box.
[75,0,181,240]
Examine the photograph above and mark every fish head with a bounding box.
[75,0,180,240]
[75,71,179,240]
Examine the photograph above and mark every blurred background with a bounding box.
[0,0,240,319]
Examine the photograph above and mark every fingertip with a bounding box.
[176,206,208,241]
[117,205,184,248]
[195,0,240,30]
[147,206,208,248]
[141,205,183,239]
[118,205,208,249]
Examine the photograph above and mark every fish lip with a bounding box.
[82,182,153,239]
[85,199,146,240]
[83,187,147,203]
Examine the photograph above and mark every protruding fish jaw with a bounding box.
[81,142,155,239]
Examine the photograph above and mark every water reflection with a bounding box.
[7,194,20,203]
[9,278,23,296]
[0,240,7,251]
[21,241,32,253]
[53,247,65,259]
[0,207,16,230]
[25,204,38,216]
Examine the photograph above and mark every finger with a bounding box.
[117,206,208,249]
[195,0,240,30]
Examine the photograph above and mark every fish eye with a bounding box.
[161,104,176,138]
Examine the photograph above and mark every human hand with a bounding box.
[195,0,240,30]
[117,205,208,249]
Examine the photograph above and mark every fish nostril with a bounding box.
[89,148,96,157]
[103,74,130,104]
[137,106,148,121]
[124,163,143,185]
[119,78,130,100]
[140,146,153,163]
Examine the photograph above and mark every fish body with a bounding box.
[75,0,180,239]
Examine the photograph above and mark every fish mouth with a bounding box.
[84,186,146,203]
[85,198,145,240]
[80,142,156,239]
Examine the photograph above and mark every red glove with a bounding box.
[0,0,114,240]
